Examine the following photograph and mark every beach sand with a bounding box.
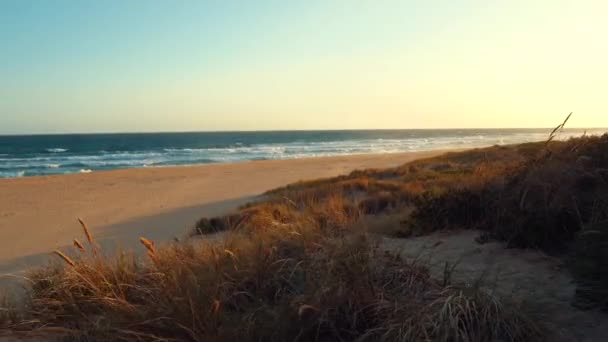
[0,151,446,281]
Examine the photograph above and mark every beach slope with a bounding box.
[0,151,445,276]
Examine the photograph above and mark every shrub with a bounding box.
[571,220,608,310]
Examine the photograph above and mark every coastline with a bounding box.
[3,128,603,179]
[0,150,451,280]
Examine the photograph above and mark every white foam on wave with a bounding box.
[0,170,25,178]
[163,148,203,153]
[160,139,444,160]
[46,148,68,153]
[79,169,93,174]
[1,170,27,178]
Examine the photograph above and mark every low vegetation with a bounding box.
[0,216,542,341]
[223,131,608,310]
[2,122,607,340]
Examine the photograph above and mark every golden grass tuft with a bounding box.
[139,237,157,263]
[51,250,75,267]
[139,237,155,254]
[73,239,85,252]
[78,217,98,253]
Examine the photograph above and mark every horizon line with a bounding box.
[1,126,607,137]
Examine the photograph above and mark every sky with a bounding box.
[1,1,607,134]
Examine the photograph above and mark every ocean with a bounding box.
[0,128,605,178]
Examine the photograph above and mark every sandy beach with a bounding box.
[0,150,447,280]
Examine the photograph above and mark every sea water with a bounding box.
[0,128,605,178]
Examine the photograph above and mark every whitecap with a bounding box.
[46,148,68,153]
[79,169,93,173]
[164,148,199,153]
[46,164,60,168]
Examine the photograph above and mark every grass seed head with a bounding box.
[52,250,75,267]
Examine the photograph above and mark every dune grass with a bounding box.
[0,214,543,341]
[196,132,608,310]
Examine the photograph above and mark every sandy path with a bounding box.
[379,230,608,341]
[0,151,445,280]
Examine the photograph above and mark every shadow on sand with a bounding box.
[0,196,254,292]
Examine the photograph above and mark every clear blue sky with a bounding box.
[1,1,607,134]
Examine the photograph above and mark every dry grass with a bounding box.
[1,217,542,341]
[205,134,606,247]
[195,131,608,309]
